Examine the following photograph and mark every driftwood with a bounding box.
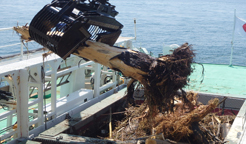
[14,26,194,113]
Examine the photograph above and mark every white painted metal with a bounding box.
[70,58,86,92]
[49,59,62,119]
[37,79,44,127]
[93,63,101,97]
[225,100,246,143]
[112,71,117,89]
[99,81,117,92]
[0,130,17,142]
[229,9,236,67]
[28,118,40,127]
[0,110,16,121]
[44,89,93,116]
[114,36,134,48]
[6,115,13,130]
[50,70,58,119]
[0,27,13,31]
[21,42,24,60]
[125,40,133,49]
[28,99,42,107]
[80,67,85,89]
[134,18,137,40]
[17,69,29,138]
[0,43,21,49]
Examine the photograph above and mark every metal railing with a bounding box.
[0,26,133,143]
[0,54,121,143]
[0,42,127,144]
[0,27,13,32]
[0,27,24,60]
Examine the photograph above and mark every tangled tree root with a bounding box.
[127,43,195,114]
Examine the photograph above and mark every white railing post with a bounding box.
[134,18,137,40]
[125,40,133,49]
[37,83,44,126]
[71,58,86,91]
[112,71,117,89]
[81,67,85,88]
[7,115,13,129]
[229,9,236,67]
[16,69,29,138]
[20,42,24,60]
[93,63,101,97]
[50,64,58,119]
[28,66,44,127]
[0,27,13,31]
[37,68,44,127]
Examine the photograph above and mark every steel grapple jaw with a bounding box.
[29,0,123,59]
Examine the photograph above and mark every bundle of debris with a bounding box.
[108,44,233,143]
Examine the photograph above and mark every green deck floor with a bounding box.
[186,63,246,98]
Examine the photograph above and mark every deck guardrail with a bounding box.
[0,27,133,144]
[0,54,121,143]
[0,37,133,144]
[0,27,13,32]
[0,27,24,60]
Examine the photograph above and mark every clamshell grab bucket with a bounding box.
[29,0,123,59]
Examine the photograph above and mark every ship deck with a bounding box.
[186,63,246,98]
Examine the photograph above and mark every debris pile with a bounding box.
[111,92,234,144]
[110,44,233,143]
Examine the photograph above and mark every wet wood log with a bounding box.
[74,40,150,81]
[13,26,194,112]
[74,41,194,112]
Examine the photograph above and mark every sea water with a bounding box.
[0,0,246,66]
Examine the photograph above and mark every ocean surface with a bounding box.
[0,0,246,66]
